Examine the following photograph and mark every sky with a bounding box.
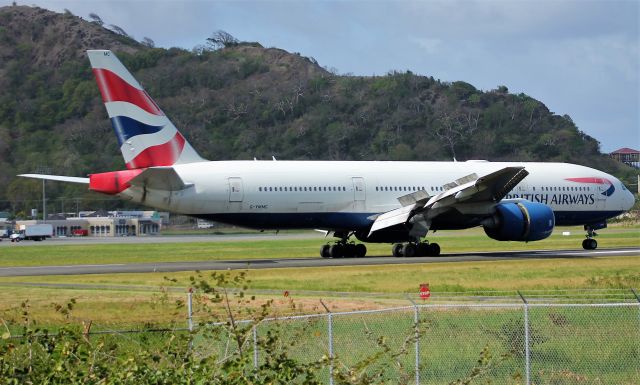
[3,0,639,153]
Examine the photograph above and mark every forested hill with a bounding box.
[0,5,634,215]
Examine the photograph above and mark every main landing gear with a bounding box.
[582,225,598,250]
[320,242,367,258]
[392,242,440,257]
[320,232,367,258]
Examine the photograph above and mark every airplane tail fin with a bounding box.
[87,50,204,169]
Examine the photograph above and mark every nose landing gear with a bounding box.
[582,238,597,250]
[582,223,604,250]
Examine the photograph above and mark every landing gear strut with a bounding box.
[392,241,440,257]
[582,225,598,250]
[320,232,367,258]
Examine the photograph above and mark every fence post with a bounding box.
[632,289,640,354]
[253,325,258,369]
[187,288,194,332]
[518,291,530,385]
[320,300,334,385]
[407,296,421,385]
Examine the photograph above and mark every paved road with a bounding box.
[0,248,637,277]
[0,232,323,247]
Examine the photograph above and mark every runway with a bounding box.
[0,247,637,277]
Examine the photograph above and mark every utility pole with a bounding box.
[42,179,46,223]
[35,166,52,223]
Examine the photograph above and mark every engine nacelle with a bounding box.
[484,201,555,242]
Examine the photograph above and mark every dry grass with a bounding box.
[1,254,639,327]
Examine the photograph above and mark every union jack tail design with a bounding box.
[88,50,203,169]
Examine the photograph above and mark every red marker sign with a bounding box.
[419,283,431,300]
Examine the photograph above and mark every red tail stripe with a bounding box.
[92,68,164,116]
[125,132,186,169]
[89,169,144,195]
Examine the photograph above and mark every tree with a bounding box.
[206,30,239,50]
[434,110,480,160]
[88,12,103,26]
[141,37,155,48]
[109,24,130,38]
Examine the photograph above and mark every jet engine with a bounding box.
[483,201,555,242]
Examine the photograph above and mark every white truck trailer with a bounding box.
[10,224,53,242]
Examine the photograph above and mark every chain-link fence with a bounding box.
[4,289,639,384]
[207,292,640,385]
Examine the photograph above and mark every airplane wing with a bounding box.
[368,166,529,237]
[18,174,89,184]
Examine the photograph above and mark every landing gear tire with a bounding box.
[428,243,441,256]
[320,244,331,258]
[343,244,356,258]
[402,243,417,258]
[582,238,597,250]
[392,243,403,258]
[329,244,344,258]
[355,244,367,258]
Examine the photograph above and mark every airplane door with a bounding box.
[352,177,366,201]
[352,177,366,211]
[228,177,244,202]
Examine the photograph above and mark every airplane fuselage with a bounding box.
[118,160,634,233]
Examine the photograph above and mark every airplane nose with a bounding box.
[626,191,636,211]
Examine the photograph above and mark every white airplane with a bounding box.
[20,50,635,257]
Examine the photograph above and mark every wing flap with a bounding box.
[397,189,430,207]
[368,204,416,235]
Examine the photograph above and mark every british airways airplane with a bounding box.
[20,50,635,258]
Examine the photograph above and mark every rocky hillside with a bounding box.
[0,5,634,215]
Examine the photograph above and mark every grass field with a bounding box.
[0,225,638,267]
[1,227,638,384]
[0,225,638,327]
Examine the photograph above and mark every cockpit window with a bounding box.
[621,183,628,191]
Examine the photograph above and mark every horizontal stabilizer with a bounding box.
[18,174,89,184]
[127,167,189,191]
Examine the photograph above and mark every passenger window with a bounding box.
[259,187,262,192]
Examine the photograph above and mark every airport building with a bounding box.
[610,147,640,169]
[0,212,11,237]
[16,210,164,237]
